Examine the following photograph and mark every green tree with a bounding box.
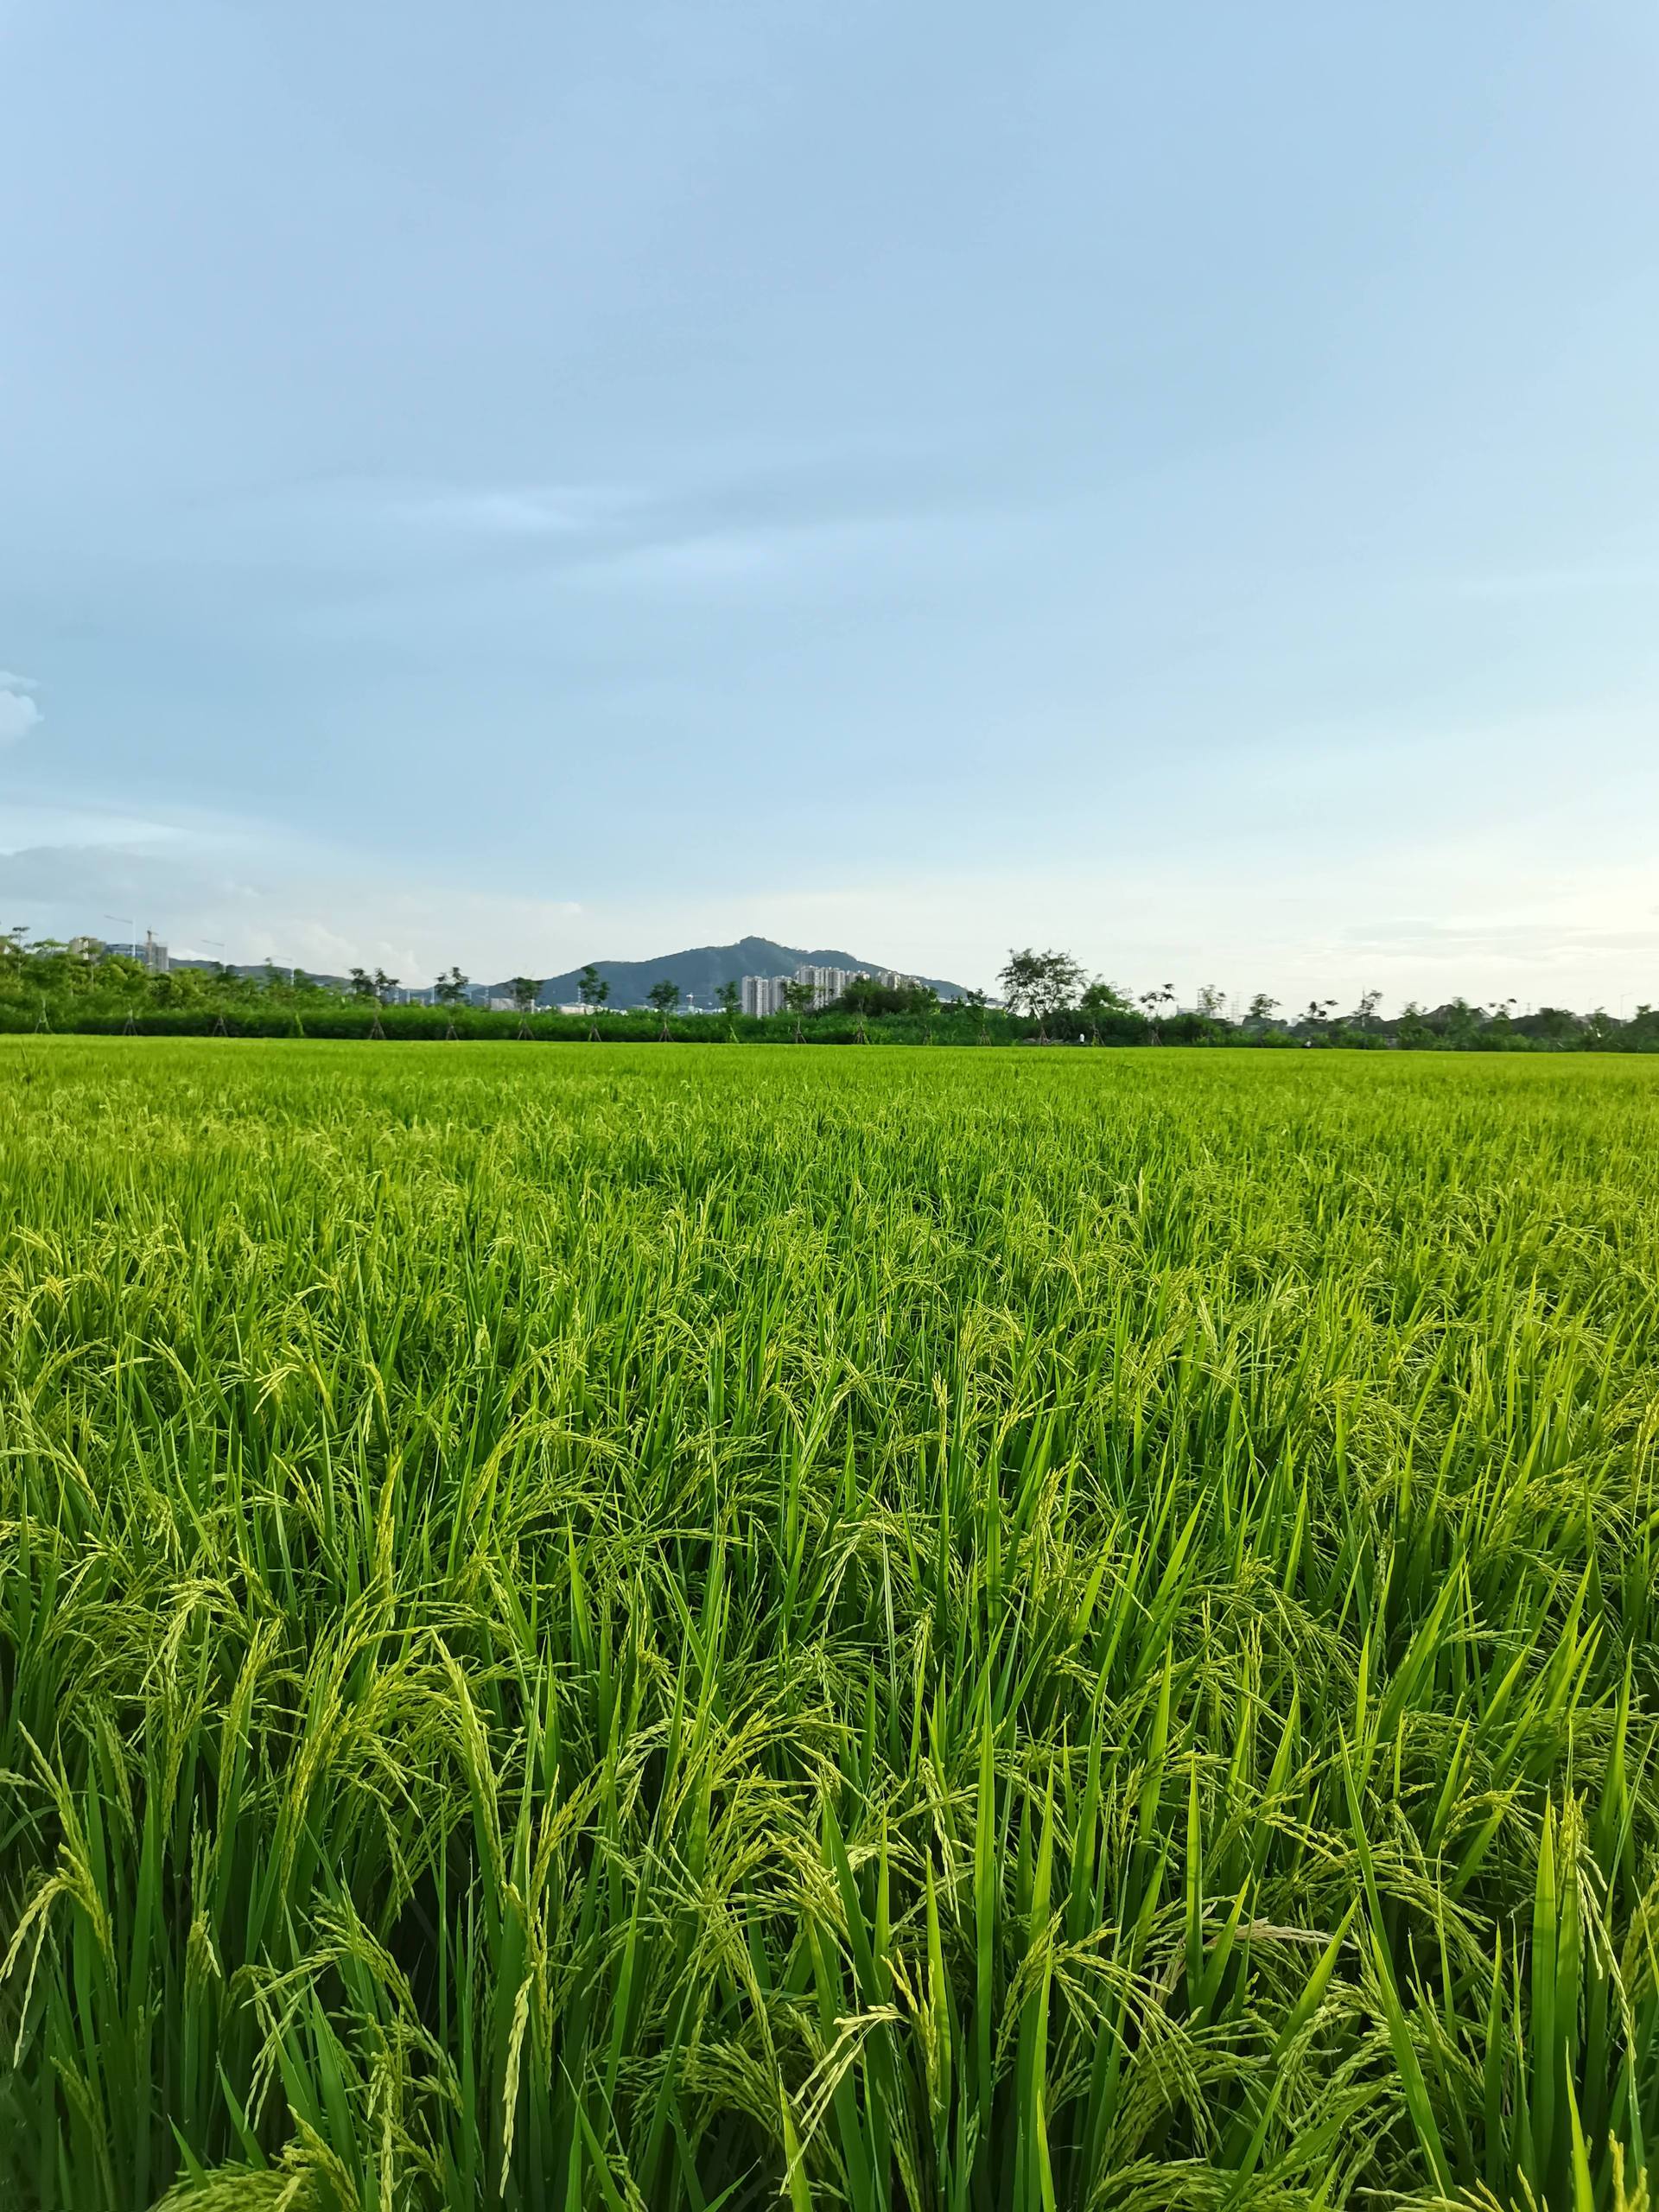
[348,968,376,1001]
[780,979,816,1016]
[1076,978,1130,1041]
[841,976,929,1018]
[646,980,681,1014]
[434,966,468,1006]
[715,980,741,1021]
[577,964,610,1011]
[149,965,198,1007]
[1138,983,1175,1039]
[508,976,538,1013]
[1077,979,1127,1018]
[997,948,1083,1028]
[96,950,150,996]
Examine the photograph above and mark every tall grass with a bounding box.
[1,1040,1656,2211]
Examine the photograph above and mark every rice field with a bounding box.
[2,1039,1656,2212]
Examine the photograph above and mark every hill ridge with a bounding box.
[489,935,967,1007]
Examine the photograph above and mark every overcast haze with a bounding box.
[3,0,1657,1007]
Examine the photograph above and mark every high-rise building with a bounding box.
[793,963,858,1008]
[99,932,169,973]
[740,964,927,1015]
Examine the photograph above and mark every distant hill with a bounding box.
[489,936,969,1009]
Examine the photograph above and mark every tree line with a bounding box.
[2,931,1656,1050]
[992,946,1659,1048]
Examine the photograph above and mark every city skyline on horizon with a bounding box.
[34,921,1650,1021]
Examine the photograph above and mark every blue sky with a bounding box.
[3,0,1657,1007]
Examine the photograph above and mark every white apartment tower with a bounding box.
[793,964,855,1008]
[739,963,922,1016]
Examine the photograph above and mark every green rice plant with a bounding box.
[1,1040,1656,2209]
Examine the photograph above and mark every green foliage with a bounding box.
[996,948,1084,1023]
[1,935,1656,1050]
[1,1044,1656,2209]
[577,965,610,1011]
[837,976,936,1019]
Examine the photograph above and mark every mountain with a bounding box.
[489,936,969,1008]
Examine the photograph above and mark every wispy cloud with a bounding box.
[0,802,587,980]
[5,784,1657,1013]
[0,800,187,855]
[1450,563,1659,601]
[394,484,643,537]
[378,469,992,596]
[565,510,1008,597]
[0,670,41,747]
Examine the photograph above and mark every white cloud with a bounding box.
[712,842,1659,1015]
[0,809,589,982]
[397,484,642,537]
[1450,564,1659,601]
[0,671,41,746]
[3,713,1656,1010]
[569,512,1003,596]
[0,801,183,855]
